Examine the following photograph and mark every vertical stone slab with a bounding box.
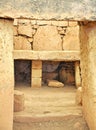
[75,61,81,88]
[80,22,96,130]
[0,19,14,130]
[31,60,42,88]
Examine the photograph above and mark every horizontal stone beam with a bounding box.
[13,50,80,61]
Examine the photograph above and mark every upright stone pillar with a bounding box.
[0,19,14,130]
[75,61,81,88]
[31,60,42,87]
[80,22,96,130]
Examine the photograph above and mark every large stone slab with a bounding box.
[0,19,14,130]
[33,25,62,51]
[80,22,96,130]
[14,36,31,50]
[13,50,80,61]
[63,26,80,51]
[0,1,96,21]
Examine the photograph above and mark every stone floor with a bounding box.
[14,85,89,130]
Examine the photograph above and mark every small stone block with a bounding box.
[76,87,82,105]
[31,20,36,25]
[14,90,25,112]
[32,78,42,87]
[32,69,42,78]
[58,21,68,26]
[37,20,51,25]
[68,21,78,26]
[32,60,42,69]
[51,21,59,26]
[47,80,64,88]
[13,19,18,26]
[18,19,31,25]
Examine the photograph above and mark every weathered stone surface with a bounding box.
[13,50,80,61]
[58,21,68,27]
[13,26,18,36]
[32,60,42,69]
[63,26,80,51]
[47,80,64,88]
[68,21,78,27]
[0,19,14,130]
[32,78,42,88]
[76,87,82,105]
[14,36,31,50]
[14,90,25,112]
[37,20,51,25]
[80,22,96,130]
[75,61,81,88]
[18,24,32,37]
[33,25,62,51]
[32,69,42,78]
[0,1,96,21]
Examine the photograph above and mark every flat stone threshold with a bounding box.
[14,86,82,121]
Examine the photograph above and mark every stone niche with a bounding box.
[13,19,81,88]
[42,61,75,86]
[14,60,31,87]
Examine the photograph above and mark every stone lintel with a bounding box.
[13,50,80,61]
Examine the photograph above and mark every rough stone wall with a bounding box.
[14,19,80,86]
[0,19,14,130]
[13,19,80,51]
[80,22,96,130]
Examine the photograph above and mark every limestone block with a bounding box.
[51,21,59,26]
[68,21,78,26]
[76,87,82,105]
[14,90,25,112]
[58,30,65,35]
[32,60,42,69]
[33,25,62,50]
[31,20,36,25]
[14,36,31,50]
[33,24,39,29]
[37,20,51,25]
[47,80,64,88]
[18,19,30,25]
[0,19,14,130]
[58,21,68,26]
[32,69,42,78]
[13,26,18,36]
[28,37,33,43]
[75,61,81,88]
[18,24,32,37]
[63,26,80,51]
[32,78,42,87]
[57,26,63,31]
[13,50,80,61]
[13,19,18,26]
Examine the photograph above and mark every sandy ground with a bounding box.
[14,85,82,117]
[14,85,89,130]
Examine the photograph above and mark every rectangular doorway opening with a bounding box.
[14,60,31,87]
[42,61,75,87]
